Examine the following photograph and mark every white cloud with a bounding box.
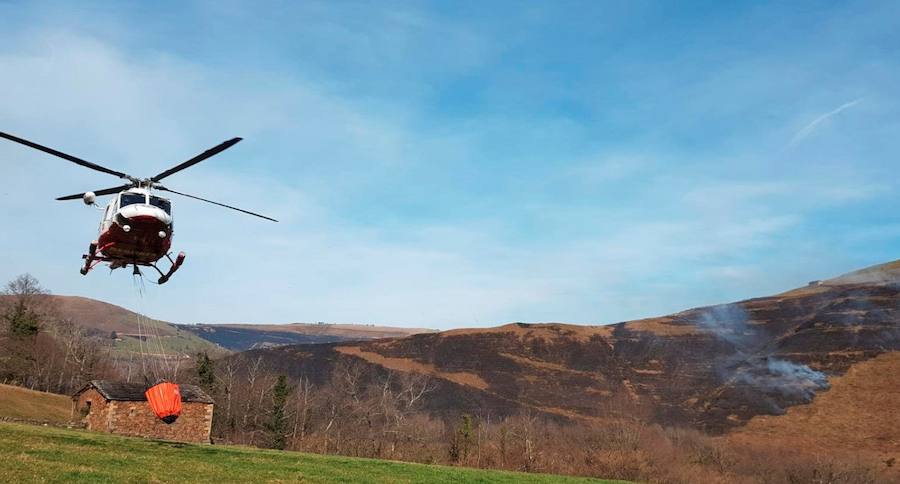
[789,98,862,147]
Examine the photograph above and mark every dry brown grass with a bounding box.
[335,345,489,390]
[30,295,177,335]
[498,352,605,378]
[0,384,71,423]
[779,259,900,298]
[442,323,616,343]
[622,317,700,336]
[730,351,900,458]
[828,259,900,285]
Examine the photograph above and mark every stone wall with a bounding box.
[73,390,213,444]
[73,388,111,432]
[107,401,213,443]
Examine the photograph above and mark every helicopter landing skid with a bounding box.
[80,241,112,275]
[151,251,186,285]
[80,244,185,285]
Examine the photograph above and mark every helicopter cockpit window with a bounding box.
[120,193,146,207]
[149,196,171,214]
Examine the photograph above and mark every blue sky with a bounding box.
[1,1,898,328]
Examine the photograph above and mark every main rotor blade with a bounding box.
[155,186,278,222]
[151,137,242,182]
[0,131,135,181]
[56,184,133,201]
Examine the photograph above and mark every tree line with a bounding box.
[0,274,116,394]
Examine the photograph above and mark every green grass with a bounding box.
[113,331,228,358]
[0,384,71,423]
[0,422,625,483]
[111,318,228,358]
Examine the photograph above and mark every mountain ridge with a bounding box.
[0,294,434,354]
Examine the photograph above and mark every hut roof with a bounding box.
[74,380,214,404]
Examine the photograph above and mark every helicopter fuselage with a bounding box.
[83,188,184,282]
[98,191,173,265]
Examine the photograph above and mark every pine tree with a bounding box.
[2,274,46,337]
[449,414,474,462]
[0,274,47,385]
[266,375,292,450]
[4,300,40,337]
[195,351,216,393]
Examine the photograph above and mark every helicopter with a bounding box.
[0,131,277,284]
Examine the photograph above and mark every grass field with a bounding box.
[114,330,229,358]
[0,384,71,423]
[0,422,625,483]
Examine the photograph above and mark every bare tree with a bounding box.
[290,375,314,445]
[215,357,240,435]
[0,274,57,387]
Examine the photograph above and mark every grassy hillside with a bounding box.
[730,351,900,456]
[111,326,229,358]
[0,422,622,483]
[3,294,431,355]
[51,295,179,336]
[0,384,71,423]
[0,294,228,358]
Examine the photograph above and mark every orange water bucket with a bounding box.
[145,381,182,424]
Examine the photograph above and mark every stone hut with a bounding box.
[73,380,214,443]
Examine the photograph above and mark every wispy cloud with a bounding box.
[789,98,862,147]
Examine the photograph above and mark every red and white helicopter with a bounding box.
[1,131,277,284]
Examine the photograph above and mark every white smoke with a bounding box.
[697,304,754,346]
[734,358,829,400]
[697,304,829,402]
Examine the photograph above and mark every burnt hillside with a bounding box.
[227,260,900,434]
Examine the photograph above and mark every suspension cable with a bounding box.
[132,273,151,383]
[133,267,173,382]
[145,279,172,379]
